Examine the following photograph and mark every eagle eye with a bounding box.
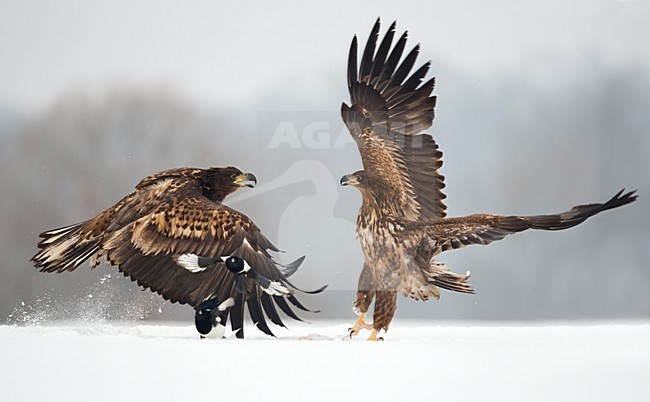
[230,174,237,180]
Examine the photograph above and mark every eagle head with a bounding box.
[340,171,362,188]
[340,170,381,190]
[201,167,257,202]
[340,170,394,209]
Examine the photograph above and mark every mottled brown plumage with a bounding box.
[341,19,638,340]
[32,166,323,337]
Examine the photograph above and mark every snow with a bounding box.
[1,321,649,402]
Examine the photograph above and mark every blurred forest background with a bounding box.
[1,0,649,323]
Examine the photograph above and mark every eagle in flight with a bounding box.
[340,19,637,341]
[32,167,324,338]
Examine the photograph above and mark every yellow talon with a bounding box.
[367,328,383,341]
[348,312,373,337]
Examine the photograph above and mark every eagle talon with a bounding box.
[348,312,373,337]
[367,328,383,341]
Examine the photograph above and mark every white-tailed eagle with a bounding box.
[340,19,637,341]
[33,167,325,338]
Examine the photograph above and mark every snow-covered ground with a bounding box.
[1,321,649,401]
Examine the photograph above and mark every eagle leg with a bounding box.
[349,263,375,337]
[348,312,373,337]
[368,290,397,341]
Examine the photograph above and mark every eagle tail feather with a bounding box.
[429,271,475,295]
[405,259,474,301]
[425,260,474,295]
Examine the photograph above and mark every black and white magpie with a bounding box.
[195,297,234,338]
[185,255,297,338]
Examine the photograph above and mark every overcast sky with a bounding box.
[1,0,649,113]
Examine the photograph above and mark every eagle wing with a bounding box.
[41,169,323,337]
[33,171,320,337]
[101,182,319,336]
[406,189,638,256]
[395,190,638,301]
[342,19,446,220]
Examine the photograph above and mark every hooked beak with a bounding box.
[234,173,257,188]
[340,174,359,187]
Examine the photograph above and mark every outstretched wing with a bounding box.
[407,189,638,256]
[101,183,320,337]
[342,19,446,220]
[32,168,323,337]
[31,172,194,274]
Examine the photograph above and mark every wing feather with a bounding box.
[248,288,275,337]
[261,292,287,328]
[100,180,322,336]
[342,20,446,220]
[231,292,245,339]
[406,189,638,256]
[273,295,303,322]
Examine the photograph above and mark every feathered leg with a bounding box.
[369,290,397,341]
[349,293,374,337]
[349,264,375,337]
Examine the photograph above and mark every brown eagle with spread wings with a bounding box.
[32,167,324,338]
[340,19,637,341]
